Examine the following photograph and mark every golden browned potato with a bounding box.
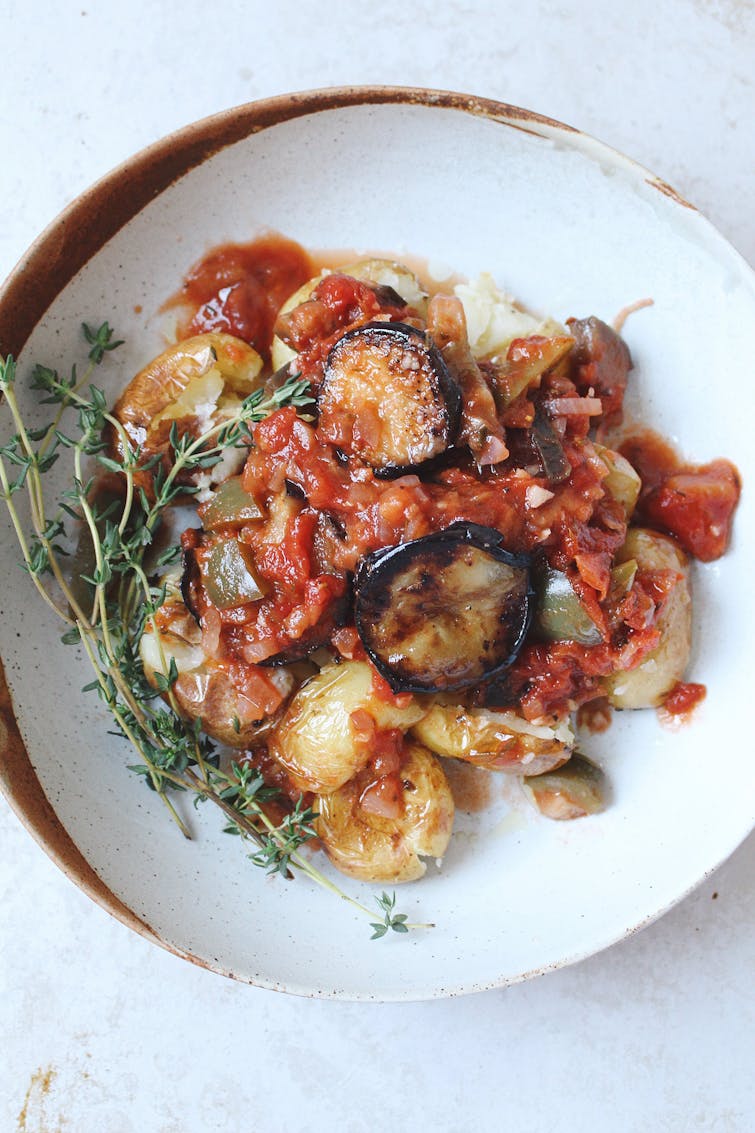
[341,258,428,313]
[140,593,293,748]
[268,660,426,794]
[113,333,263,495]
[315,743,454,882]
[603,527,692,709]
[411,703,574,776]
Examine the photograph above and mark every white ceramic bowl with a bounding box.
[0,88,753,999]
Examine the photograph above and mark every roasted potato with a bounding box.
[603,527,692,708]
[140,594,293,747]
[411,702,574,775]
[113,333,263,496]
[341,258,428,313]
[453,273,564,360]
[268,660,426,794]
[315,742,454,882]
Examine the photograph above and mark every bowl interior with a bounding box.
[1,95,753,998]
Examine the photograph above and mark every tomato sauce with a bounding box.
[176,234,313,359]
[663,680,706,717]
[620,430,740,562]
[169,235,741,728]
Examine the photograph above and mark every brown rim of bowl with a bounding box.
[0,85,583,360]
[0,85,712,996]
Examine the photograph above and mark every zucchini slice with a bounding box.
[318,321,461,475]
[355,522,533,693]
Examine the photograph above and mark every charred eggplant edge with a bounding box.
[354,521,534,694]
[320,321,462,479]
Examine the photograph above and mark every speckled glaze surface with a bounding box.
[0,87,753,1000]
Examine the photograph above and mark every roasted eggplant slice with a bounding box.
[355,522,533,693]
[522,754,607,820]
[318,321,461,474]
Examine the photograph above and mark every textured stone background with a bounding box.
[1,2,753,1129]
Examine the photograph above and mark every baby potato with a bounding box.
[603,527,692,709]
[269,660,426,794]
[140,594,293,748]
[341,258,428,314]
[315,742,454,883]
[270,259,427,371]
[113,333,263,492]
[270,274,323,372]
[411,703,574,776]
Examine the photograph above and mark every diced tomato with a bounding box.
[226,662,286,716]
[621,431,740,561]
[354,725,407,819]
[663,680,706,717]
[177,234,313,357]
[642,462,740,562]
[255,511,317,588]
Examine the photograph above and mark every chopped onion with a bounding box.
[360,777,403,819]
[543,397,603,416]
[525,485,555,509]
[479,434,510,466]
[612,297,654,334]
[201,606,222,658]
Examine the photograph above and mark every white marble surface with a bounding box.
[1,1,753,1129]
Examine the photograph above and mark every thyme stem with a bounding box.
[0,332,428,940]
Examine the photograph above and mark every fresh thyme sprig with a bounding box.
[0,326,432,939]
[370,892,410,939]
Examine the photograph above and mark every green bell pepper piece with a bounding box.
[201,477,263,531]
[204,538,266,609]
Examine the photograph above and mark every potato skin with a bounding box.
[140,596,290,748]
[269,660,426,794]
[114,332,263,445]
[315,743,454,883]
[412,703,573,776]
[603,527,692,709]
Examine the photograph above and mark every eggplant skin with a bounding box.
[318,321,462,475]
[180,546,202,626]
[355,522,534,694]
[566,316,632,427]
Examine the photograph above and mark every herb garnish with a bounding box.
[0,325,432,939]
